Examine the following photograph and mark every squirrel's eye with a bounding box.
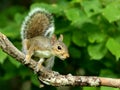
[57,46,62,50]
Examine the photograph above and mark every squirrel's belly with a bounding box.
[34,50,52,58]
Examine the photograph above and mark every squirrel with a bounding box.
[21,8,69,72]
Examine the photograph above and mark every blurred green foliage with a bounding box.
[0,0,120,90]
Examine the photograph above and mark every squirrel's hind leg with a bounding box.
[45,56,55,69]
[22,39,28,54]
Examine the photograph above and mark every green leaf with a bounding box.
[83,87,98,90]
[55,28,70,34]
[31,3,62,14]
[88,32,106,43]
[19,66,32,79]
[14,13,24,25]
[0,23,20,39]
[0,49,7,64]
[88,43,107,60]
[8,56,21,68]
[65,8,80,22]
[99,0,115,6]
[3,72,16,80]
[71,0,81,4]
[3,60,18,80]
[69,47,81,59]
[63,33,71,47]
[102,1,120,22]
[101,86,119,90]
[100,69,117,78]
[72,30,87,47]
[81,23,107,43]
[80,0,102,17]
[64,8,88,26]
[31,75,39,87]
[106,38,120,60]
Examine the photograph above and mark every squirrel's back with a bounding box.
[21,8,54,39]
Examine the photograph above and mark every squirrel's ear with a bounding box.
[51,34,57,44]
[58,34,63,41]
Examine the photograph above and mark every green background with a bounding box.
[0,0,120,90]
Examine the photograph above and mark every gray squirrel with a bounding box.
[21,8,69,72]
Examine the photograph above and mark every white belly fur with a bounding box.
[34,50,52,58]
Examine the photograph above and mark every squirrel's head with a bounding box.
[51,34,69,60]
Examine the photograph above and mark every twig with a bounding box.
[0,32,120,88]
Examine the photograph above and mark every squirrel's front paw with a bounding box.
[34,63,42,72]
[24,55,31,64]
[24,59,31,64]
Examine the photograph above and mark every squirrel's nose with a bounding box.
[65,53,69,58]
[61,53,69,60]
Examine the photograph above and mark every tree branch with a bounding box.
[0,32,120,88]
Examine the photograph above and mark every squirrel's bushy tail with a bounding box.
[21,8,54,40]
